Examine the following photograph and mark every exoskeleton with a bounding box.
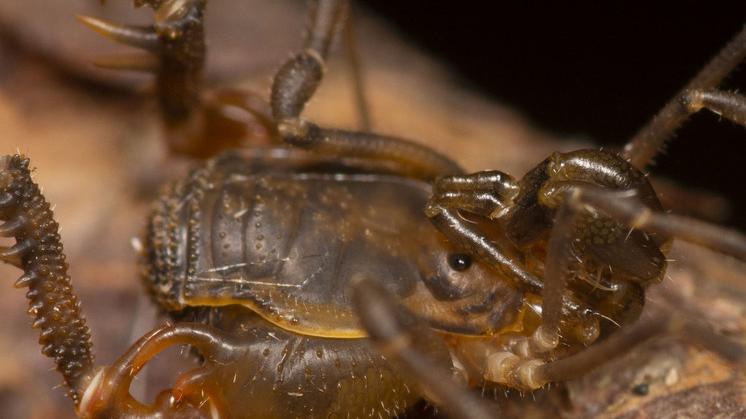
[0,1,744,418]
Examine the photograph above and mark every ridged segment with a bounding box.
[0,155,93,403]
[142,177,185,310]
[141,162,211,310]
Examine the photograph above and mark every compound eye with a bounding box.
[448,253,472,271]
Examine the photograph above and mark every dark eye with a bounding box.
[448,253,472,271]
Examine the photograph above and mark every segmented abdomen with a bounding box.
[142,151,434,336]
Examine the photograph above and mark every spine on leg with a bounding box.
[0,155,93,403]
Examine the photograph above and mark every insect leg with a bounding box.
[485,300,744,391]
[649,177,731,222]
[529,186,745,372]
[534,202,575,350]
[271,0,347,123]
[426,204,543,292]
[81,1,275,158]
[535,311,663,387]
[481,308,662,390]
[271,0,462,180]
[350,276,498,419]
[342,3,372,130]
[538,181,745,347]
[623,25,746,169]
[78,322,241,418]
[0,155,94,404]
[679,88,746,125]
[566,187,746,261]
[430,171,520,218]
[425,170,547,292]
[429,171,620,360]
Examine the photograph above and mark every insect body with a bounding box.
[137,147,527,417]
[144,149,522,338]
[0,149,671,417]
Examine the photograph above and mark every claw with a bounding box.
[77,15,160,52]
[14,272,36,289]
[41,343,55,357]
[0,238,35,267]
[0,215,27,237]
[31,317,45,329]
[0,192,16,209]
[26,303,43,319]
[93,53,159,73]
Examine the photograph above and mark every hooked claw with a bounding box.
[77,15,160,52]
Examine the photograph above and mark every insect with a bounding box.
[0,1,745,418]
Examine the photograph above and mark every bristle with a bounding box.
[93,53,159,73]
[77,15,160,52]
[28,302,43,314]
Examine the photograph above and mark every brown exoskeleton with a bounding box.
[0,1,745,418]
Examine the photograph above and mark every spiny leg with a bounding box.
[0,155,247,415]
[623,25,746,169]
[350,277,498,419]
[80,0,206,149]
[0,155,94,404]
[80,0,275,158]
[270,0,461,180]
